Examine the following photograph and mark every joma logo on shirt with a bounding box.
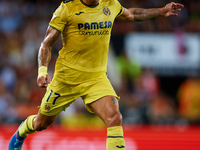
[78,21,112,30]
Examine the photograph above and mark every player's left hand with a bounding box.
[163,2,184,17]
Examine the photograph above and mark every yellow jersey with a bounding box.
[49,0,124,84]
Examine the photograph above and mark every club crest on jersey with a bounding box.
[103,7,111,16]
[44,104,51,111]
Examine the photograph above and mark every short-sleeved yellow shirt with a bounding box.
[49,0,124,84]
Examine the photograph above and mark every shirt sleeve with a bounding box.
[49,2,68,32]
[117,6,125,17]
[114,0,125,17]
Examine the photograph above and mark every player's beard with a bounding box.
[84,0,99,5]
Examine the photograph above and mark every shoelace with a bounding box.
[13,138,23,150]
[14,139,23,146]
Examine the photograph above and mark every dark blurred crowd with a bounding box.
[0,0,200,125]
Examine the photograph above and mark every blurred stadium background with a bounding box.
[0,0,200,149]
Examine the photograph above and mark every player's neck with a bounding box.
[82,0,99,6]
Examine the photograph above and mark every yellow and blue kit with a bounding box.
[39,0,124,116]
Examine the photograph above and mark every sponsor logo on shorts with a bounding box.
[45,104,51,111]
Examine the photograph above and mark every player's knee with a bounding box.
[106,111,123,127]
[34,121,51,131]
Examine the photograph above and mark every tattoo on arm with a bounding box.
[132,8,161,22]
[111,97,117,104]
[38,26,60,67]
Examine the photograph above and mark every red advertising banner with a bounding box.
[1,125,200,150]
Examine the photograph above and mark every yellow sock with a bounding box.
[18,115,37,137]
[106,126,125,150]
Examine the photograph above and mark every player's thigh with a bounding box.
[83,77,119,113]
[88,96,122,127]
[39,78,78,117]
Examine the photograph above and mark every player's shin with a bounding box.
[18,115,37,137]
[106,126,125,150]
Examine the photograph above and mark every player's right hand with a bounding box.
[37,66,51,88]
[37,74,51,88]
